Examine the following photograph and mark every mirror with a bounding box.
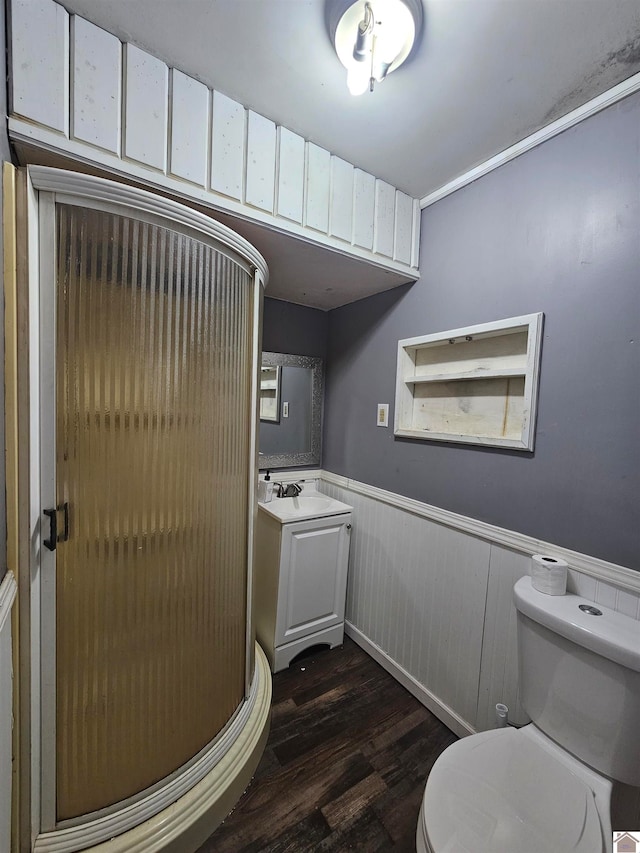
[259,365,281,422]
[258,352,323,469]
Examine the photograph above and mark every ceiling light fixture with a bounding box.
[329,0,423,96]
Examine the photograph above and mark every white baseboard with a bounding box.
[344,621,474,740]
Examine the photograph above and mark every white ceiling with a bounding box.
[53,0,640,309]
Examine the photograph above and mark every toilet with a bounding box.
[416,575,640,853]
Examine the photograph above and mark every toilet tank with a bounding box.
[514,576,640,786]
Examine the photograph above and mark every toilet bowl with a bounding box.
[416,576,640,853]
[416,725,611,852]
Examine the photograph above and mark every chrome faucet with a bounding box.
[274,481,303,498]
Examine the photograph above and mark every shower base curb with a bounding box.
[33,642,272,853]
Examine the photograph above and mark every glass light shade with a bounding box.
[373,0,415,65]
[347,63,370,95]
[333,0,417,94]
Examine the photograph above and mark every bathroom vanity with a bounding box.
[255,490,353,672]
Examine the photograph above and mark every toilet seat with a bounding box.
[419,726,606,853]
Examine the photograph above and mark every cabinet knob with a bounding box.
[346,524,352,530]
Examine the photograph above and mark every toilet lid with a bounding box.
[423,728,603,853]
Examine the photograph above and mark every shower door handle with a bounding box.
[43,502,70,551]
[43,508,57,551]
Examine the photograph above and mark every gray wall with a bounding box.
[0,0,14,583]
[262,297,328,360]
[323,94,640,570]
[261,297,329,469]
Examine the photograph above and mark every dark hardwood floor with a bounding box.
[197,637,457,852]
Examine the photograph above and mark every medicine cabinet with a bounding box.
[394,313,543,450]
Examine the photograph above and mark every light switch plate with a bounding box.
[377,403,389,427]
[283,401,289,418]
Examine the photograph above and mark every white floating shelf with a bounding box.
[404,367,527,385]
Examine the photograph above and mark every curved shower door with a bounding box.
[37,185,261,827]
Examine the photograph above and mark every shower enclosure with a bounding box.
[12,166,271,852]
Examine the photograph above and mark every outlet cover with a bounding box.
[377,403,389,427]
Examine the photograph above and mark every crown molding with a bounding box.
[420,70,640,209]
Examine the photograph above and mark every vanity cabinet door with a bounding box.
[275,514,351,647]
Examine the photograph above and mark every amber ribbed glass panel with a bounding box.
[55,204,253,820]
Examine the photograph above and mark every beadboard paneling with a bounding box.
[170,69,209,186]
[476,545,530,732]
[123,43,168,170]
[320,473,640,737]
[71,16,121,153]
[11,0,69,133]
[323,481,490,729]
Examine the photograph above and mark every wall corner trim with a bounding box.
[419,70,640,209]
[320,471,640,593]
[0,572,17,633]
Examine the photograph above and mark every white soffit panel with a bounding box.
[277,127,305,224]
[246,110,277,213]
[123,43,168,170]
[12,0,69,133]
[170,69,209,186]
[305,143,331,234]
[329,156,354,242]
[71,16,121,153]
[353,169,375,251]
[210,90,245,201]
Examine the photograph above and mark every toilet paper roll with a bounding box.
[530,554,568,595]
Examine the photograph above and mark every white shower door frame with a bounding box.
[24,165,267,852]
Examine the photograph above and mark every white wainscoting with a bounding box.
[316,471,640,738]
[0,572,17,853]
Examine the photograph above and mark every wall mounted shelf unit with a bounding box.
[394,313,543,450]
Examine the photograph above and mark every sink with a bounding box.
[259,493,352,522]
[276,495,332,512]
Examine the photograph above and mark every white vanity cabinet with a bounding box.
[255,506,352,673]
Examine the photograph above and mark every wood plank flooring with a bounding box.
[197,637,457,852]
